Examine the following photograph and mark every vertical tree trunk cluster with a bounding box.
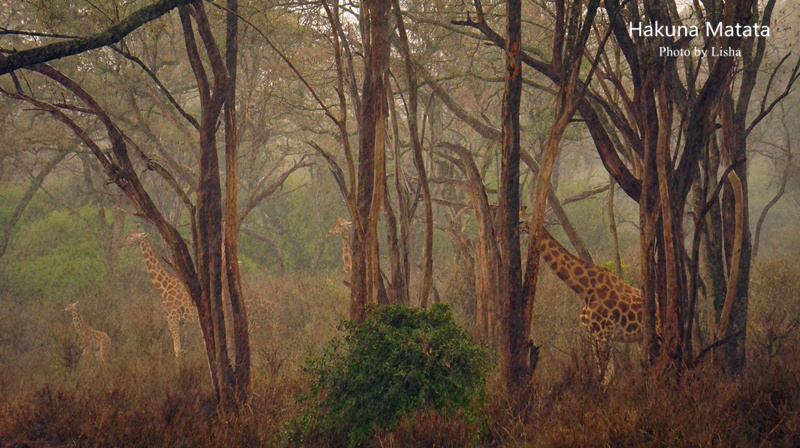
[454,0,762,391]
[348,0,391,319]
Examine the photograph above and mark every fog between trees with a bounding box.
[1,0,800,445]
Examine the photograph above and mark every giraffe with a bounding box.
[326,216,353,285]
[521,215,660,384]
[120,229,198,357]
[63,301,111,361]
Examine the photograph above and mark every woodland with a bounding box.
[1,0,800,446]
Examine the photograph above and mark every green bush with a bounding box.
[285,303,490,447]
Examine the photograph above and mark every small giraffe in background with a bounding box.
[120,229,198,357]
[520,209,660,384]
[326,216,353,285]
[63,301,111,361]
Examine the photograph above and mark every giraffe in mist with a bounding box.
[63,301,111,362]
[120,229,198,357]
[326,216,353,285]
[521,209,660,384]
[121,229,278,357]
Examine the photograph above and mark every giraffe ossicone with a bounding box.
[63,301,111,362]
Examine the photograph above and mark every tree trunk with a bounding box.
[500,0,524,391]
[607,176,622,275]
[223,0,251,403]
[351,0,390,319]
[392,0,433,307]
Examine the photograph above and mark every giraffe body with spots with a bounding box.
[528,223,660,384]
[63,301,111,362]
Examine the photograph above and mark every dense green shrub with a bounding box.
[284,303,490,447]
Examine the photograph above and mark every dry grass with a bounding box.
[1,263,799,447]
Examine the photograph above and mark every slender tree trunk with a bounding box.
[392,0,433,307]
[387,78,411,305]
[0,150,67,261]
[607,176,622,275]
[655,75,684,372]
[223,0,250,403]
[752,153,790,259]
[437,143,502,346]
[500,0,524,390]
[719,92,750,373]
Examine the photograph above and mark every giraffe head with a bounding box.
[63,301,79,313]
[120,229,148,247]
[326,216,352,238]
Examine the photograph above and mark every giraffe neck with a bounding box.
[341,234,351,270]
[538,227,603,301]
[70,309,90,335]
[138,238,176,293]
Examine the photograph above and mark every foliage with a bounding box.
[1,206,106,302]
[284,303,490,447]
[600,260,628,276]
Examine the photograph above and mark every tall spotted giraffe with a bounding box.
[121,229,198,357]
[521,213,660,384]
[326,216,353,285]
[63,301,111,361]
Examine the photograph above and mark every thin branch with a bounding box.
[110,45,199,129]
[0,0,194,75]
[746,54,800,136]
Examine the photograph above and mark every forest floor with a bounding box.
[1,267,799,447]
[1,352,798,447]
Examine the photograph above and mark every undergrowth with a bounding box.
[282,303,490,448]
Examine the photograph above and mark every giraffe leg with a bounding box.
[99,333,111,361]
[602,348,615,387]
[591,336,613,386]
[167,317,182,357]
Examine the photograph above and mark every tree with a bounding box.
[1,0,252,409]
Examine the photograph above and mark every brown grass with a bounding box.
[1,264,799,447]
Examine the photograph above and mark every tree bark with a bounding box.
[351,0,390,319]
[500,0,524,391]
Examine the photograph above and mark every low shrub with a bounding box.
[283,303,490,447]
